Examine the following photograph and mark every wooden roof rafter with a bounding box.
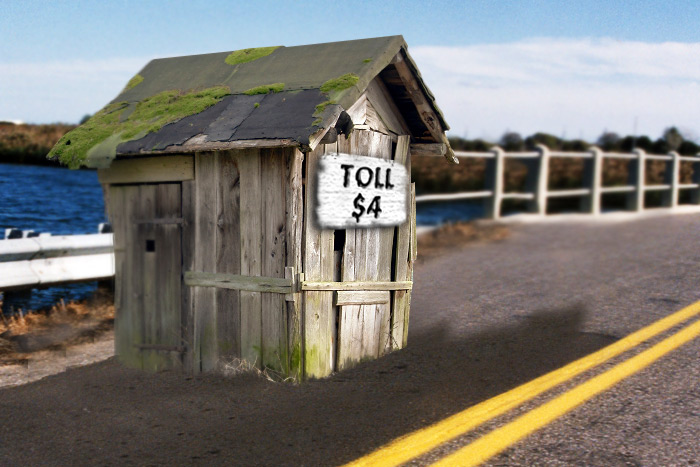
[391,51,458,164]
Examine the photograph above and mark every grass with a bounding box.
[219,357,297,383]
[122,74,144,92]
[313,99,336,116]
[48,85,231,168]
[0,294,114,364]
[319,73,359,94]
[225,46,280,65]
[243,83,284,95]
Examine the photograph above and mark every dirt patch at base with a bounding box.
[417,221,509,260]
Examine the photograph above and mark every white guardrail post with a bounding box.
[484,146,504,219]
[626,148,646,212]
[532,144,550,215]
[692,154,700,205]
[580,146,603,215]
[662,151,680,208]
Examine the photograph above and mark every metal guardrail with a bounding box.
[0,225,114,295]
[415,145,700,219]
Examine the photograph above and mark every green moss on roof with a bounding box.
[49,85,231,169]
[225,46,280,65]
[319,73,359,93]
[243,83,285,95]
[314,100,336,115]
[363,58,372,63]
[122,74,144,92]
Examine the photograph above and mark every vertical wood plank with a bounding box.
[137,185,157,370]
[150,183,183,370]
[303,145,335,378]
[374,133,396,357]
[239,149,263,368]
[337,224,359,371]
[120,185,144,368]
[194,152,219,371]
[286,149,304,380]
[110,186,129,363]
[336,133,362,370]
[216,151,241,362]
[335,130,395,368]
[322,144,338,371]
[181,179,196,372]
[403,183,417,347]
[261,148,288,372]
[391,135,411,350]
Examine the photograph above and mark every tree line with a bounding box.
[449,127,700,155]
[0,122,76,166]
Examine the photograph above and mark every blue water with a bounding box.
[416,199,484,226]
[0,163,107,312]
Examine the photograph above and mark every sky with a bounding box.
[2,0,700,143]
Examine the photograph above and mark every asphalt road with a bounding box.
[1,212,699,466]
[409,212,700,466]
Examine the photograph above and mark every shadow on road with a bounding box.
[0,305,618,465]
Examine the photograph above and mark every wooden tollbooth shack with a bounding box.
[49,36,456,379]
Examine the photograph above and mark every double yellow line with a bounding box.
[345,300,700,467]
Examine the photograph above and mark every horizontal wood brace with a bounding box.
[335,290,390,306]
[410,143,446,158]
[301,280,413,291]
[134,344,184,352]
[184,271,293,293]
[98,155,194,184]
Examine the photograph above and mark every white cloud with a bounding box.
[0,57,152,123]
[411,38,700,142]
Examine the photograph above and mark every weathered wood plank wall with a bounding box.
[216,153,241,363]
[391,135,411,349]
[190,149,291,372]
[109,183,183,371]
[193,153,219,371]
[286,149,304,380]
[334,130,396,370]
[181,179,196,372]
[261,149,288,372]
[238,149,263,369]
[303,146,336,378]
[145,184,182,370]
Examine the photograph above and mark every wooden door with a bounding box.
[109,183,183,370]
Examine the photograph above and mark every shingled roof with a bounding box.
[49,35,454,169]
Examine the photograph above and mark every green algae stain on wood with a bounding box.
[243,83,285,95]
[123,74,144,92]
[289,340,302,379]
[225,46,281,65]
[49,86,231,169]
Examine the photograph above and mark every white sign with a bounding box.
[316,153,408,229]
